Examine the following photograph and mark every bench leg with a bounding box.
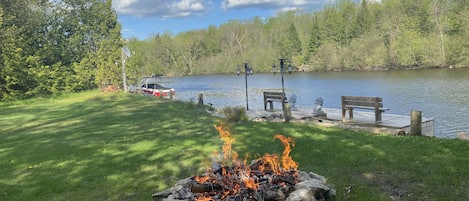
[376,111,382,122]
[341,109,346,122]
[269,101,273,110]
[342,108,353,122]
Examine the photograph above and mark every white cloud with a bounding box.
[112,0,211,18]
[221,0,328,10]
[113,0,330,18]
[171,0,206,11]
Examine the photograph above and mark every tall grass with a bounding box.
[1,90,468,200]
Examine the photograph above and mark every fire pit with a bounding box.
[152,124,335,201]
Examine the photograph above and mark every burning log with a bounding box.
[190,183,224,194]
[152,170,335,201]
[152,124,335,201]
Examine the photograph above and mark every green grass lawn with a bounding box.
[1,90,468,201]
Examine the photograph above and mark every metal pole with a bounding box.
[244,63,249,110]
[121,50,128,93]
[281,73,285,95]
[279,59,287,117]
[280,59,285,95]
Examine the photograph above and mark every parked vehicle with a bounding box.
[130,75,175,98]
[140,83,175,97]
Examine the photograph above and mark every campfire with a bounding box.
[153,124,335,201]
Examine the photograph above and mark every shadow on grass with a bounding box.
[0,91,221,200]
[2,91,469,201]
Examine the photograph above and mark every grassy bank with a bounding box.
[1,91,468,201]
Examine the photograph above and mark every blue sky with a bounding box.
[112,0,333,40]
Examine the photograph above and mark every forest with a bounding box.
[1,0,469,101]
[0,0,122,101]
[126,0,469,77]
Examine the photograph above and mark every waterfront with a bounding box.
[160,68,469,138]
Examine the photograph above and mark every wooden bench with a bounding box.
[341,96,390,123]
[263,92,287,110]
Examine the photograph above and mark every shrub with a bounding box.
[221,106,248,122]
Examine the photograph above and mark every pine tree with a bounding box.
[278,23,302,60]
[305,16,322,63]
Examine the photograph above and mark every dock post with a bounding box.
[198,93,204,107]
[283,102,291,123]
[410,110,422,136]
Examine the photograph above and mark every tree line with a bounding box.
[126,0,469,79]
[0,0,121,101]
[1,0,469,101]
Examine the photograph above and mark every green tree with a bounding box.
[352,0,372,37]
[0,0,40,100]
[277,23,302,60]
[445,0,469,66]
[0,0,122,100]
[402,0,433,34]
[305,16,322,64]
[70,0,122,89]
[112,0,469,76]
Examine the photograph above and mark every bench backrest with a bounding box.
[341,96,383,108]
[264,92,286,100]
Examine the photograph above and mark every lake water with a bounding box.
[158,68,469,138]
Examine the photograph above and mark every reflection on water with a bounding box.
[160,68,469,138]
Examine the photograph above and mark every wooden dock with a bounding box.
[246,106,434,137]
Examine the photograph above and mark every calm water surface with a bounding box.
[159,68,469,138]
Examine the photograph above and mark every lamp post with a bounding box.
[272,59,293,122]
[237,63,253,110]
[121,46,131,93]
[271,59,293,95]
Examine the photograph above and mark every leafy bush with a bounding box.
[221,106,248,122]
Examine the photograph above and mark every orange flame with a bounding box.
[274,134,298,170]
[214,125,234,163]
[241,168,258,190]
[262,153,280,174]
[194,175,210,183]
[194,124,298,201]
[196,195,213,201]
[244,177,258,190]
